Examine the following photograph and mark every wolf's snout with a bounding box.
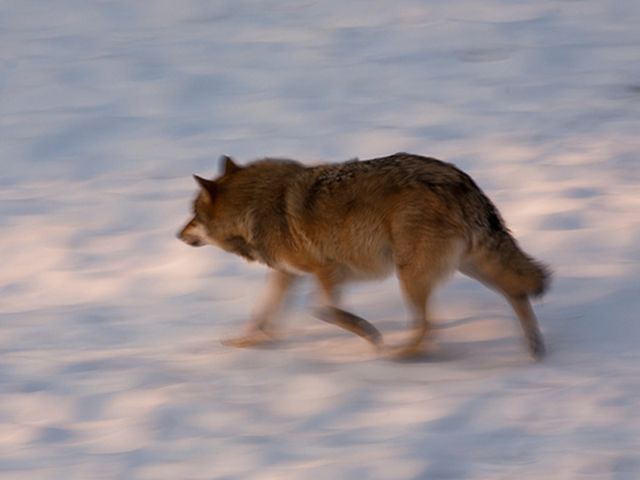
[177,222,207,247]
[177,231,205,247]
[185,237,205,247]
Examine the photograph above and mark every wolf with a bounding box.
[178,153,550,359]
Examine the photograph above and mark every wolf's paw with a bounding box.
[385,344,429,361]
[528,334,546,361]
[221,330,276,348]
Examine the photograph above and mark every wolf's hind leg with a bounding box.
[313,272,383,349]
[390,263,434,358]
[222,270,297,348]
[506,294,545,360]
[460,259,545,360]
[390,235,463,359]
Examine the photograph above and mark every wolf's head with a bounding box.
[177,155,246,251]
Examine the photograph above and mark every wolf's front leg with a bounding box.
[313,271,383,350]
[222,270,297,348]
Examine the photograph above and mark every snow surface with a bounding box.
[2,1,640,478]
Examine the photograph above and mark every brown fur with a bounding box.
[178,153,551,359]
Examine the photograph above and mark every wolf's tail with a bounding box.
[478,229,551,297]
[460,182,551,298]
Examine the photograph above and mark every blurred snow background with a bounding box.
[1,1,640,478]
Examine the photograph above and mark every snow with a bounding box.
[1,1,639,478]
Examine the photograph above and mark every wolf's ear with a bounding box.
[193,175,217,199]
[221,155,241,176]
